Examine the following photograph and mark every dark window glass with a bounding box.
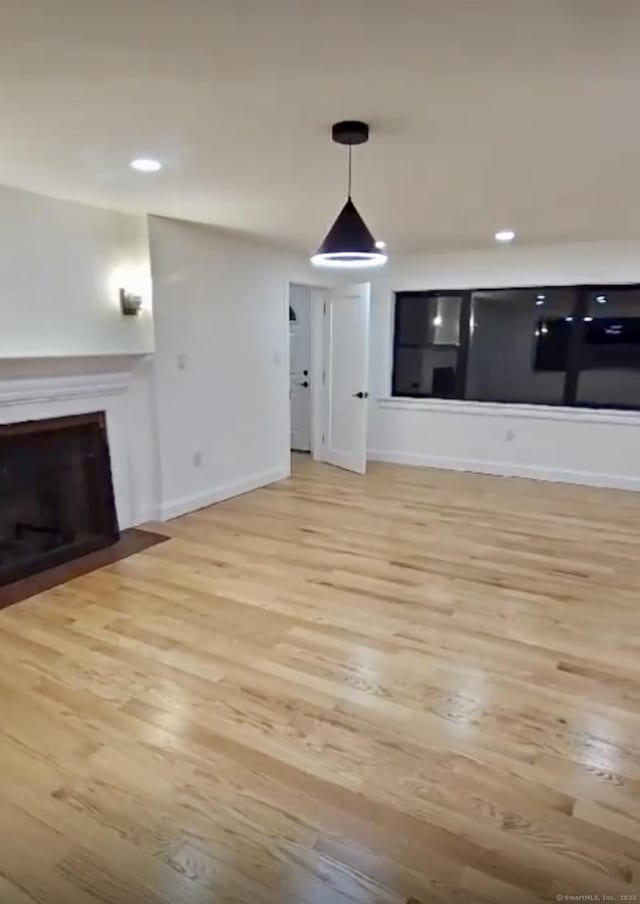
[465,288,574,404]
[393,293,465,397]
[576,288,640,408]
[533,317,571,372]
[392,283,640,410]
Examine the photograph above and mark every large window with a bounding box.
[392,284,640,410]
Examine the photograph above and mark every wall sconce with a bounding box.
[120,288,143,316]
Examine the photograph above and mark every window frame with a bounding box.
[391,282,640,411]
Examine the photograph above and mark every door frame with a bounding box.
[310,286,327,460]
[287,282,328,462]
[286,281,371,469]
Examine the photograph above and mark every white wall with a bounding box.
[0,183,158,527]
[368,241,640,491]
[148,215,315,519]
[9,176,640,517]
[0,185,322,527]
[0,183,153,357]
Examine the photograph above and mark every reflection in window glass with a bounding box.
[577,288,640,408]
[393,294,464,397]
[394,346,459,397]
[465,288,573,404]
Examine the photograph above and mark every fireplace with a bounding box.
[0,412,119,587]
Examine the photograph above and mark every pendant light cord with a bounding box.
[347,145,352,199]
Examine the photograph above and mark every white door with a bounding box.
[289,286,312,451]
[321,282,370,474]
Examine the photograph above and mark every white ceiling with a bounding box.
[2,0,640,254]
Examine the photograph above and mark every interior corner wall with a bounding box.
[367,241,640,491]
[148,215,315,519]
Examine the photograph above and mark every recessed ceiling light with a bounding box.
[495,229,515,243]
[583,316,594,322]
[595,294,607,303]
[537,294,546,300]
[130,158,162,172]
[375,240,387,250]
[565,316,574,322]
[535,300,545,306]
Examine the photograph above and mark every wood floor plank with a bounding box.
[1,455,640,901]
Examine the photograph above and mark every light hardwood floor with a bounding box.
[1,455,640,903]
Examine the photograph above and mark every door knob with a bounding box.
[352,391,369,399]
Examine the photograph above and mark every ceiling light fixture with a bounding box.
[495,229,515,243]
[130,158,162,172]
[595,294,607,304]
[311,121,387,269]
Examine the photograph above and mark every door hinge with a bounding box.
[322,369,326,385]
[322,432,325,444]
[323,301,327,315]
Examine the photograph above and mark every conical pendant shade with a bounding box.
[311,197,387,269]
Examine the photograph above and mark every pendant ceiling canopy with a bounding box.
[311,121,387,269]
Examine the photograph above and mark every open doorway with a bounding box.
[289,284,312,452]
[288,281,371,474]
[288,282,327,463]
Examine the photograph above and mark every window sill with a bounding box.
[376,397,640,426]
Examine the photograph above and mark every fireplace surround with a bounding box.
[0,411,119,587]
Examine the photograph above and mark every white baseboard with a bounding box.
[367,449,640,492]
[160,465,290,521]
[132,503,163,527]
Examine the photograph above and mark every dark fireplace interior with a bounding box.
[0,412,119,588]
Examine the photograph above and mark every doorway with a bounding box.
[288,280,371,473]
[289,284,313,452]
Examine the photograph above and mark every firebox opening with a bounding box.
[0,411,119,587]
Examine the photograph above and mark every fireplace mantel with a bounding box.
[0,371,130,409]
[0,355,157,529]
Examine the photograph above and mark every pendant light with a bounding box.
[311,121,387,269]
